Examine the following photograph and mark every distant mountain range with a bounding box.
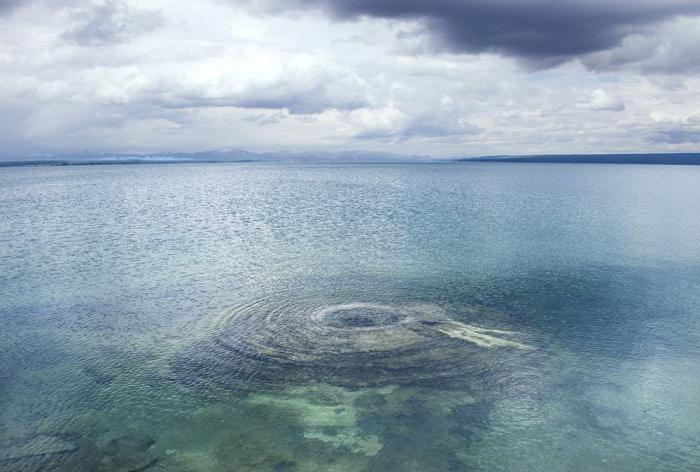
[0,149,436,167]
[1,150,700,167]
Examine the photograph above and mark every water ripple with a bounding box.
[172,294,538,394]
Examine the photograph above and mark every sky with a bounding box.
[1,0,700,157]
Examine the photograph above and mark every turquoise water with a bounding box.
[1,162,699,471]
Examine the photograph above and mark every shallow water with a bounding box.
[1,162,699,471]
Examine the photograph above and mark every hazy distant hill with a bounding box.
[0,149,435,167]
[4,151,700,167]
[461,153,700,165]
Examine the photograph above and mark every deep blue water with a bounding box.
[1,162,699,471]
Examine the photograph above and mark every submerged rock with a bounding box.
[213,404,304,471]
[98,435,157,472]
[272,460,297,471]
[172,300,536,393]
[303,429,382,457]
[249,385,384,457]
[211,384,388,471]
[0,435,78,463]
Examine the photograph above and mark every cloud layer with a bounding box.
[0,0,24,13]
[62,0,163,45]
[0,0,699,157]
[243,0,700,66]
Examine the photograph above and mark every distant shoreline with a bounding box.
[2,152,700,168]
[461,153,700,165]
[0,159,257,168]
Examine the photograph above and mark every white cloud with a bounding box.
[685,112,700,124]
[585,89,626,112]
[0,0,699,156]
[62,0,164,46]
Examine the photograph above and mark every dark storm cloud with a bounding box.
[246,0,700,66]
[582,17,700,74]
[0,0,27,14]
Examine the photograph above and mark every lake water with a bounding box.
[1,162,699,471]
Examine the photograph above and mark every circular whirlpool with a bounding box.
[172,298,535,393]
[321,304,405,329]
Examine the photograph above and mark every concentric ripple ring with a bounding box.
[172,299,534,393]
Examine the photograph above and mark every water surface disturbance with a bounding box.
[173,300,534,393]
